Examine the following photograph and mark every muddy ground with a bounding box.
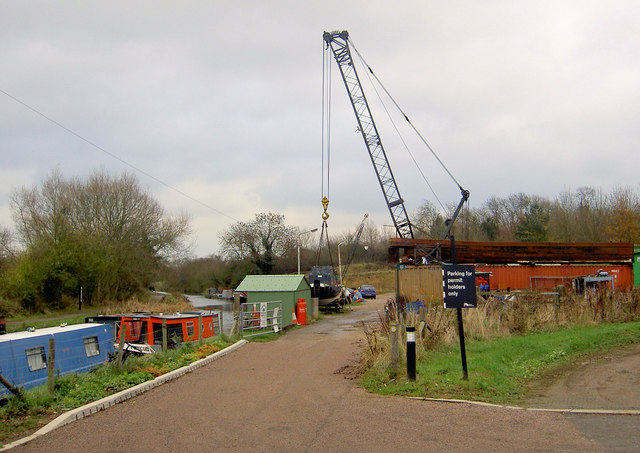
[8,297,640,452]
[527,343,640,411]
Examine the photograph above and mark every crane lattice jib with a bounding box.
[341,214,368,282]
[324,31,414,239]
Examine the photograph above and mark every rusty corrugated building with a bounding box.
[389,239,637,293]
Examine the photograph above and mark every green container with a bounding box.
[634,246,640,288]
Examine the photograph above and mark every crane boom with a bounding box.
[324,30,414,239]
[340,213,369,284]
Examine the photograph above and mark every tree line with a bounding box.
[415,186,640,243]
[1,169,637,312]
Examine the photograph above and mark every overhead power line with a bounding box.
[0,88,239,222]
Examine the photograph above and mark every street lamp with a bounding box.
[337,241,346,285]
[297,228,318,274]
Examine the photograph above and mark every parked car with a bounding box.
[359,285,376,299]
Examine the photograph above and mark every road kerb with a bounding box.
[407,396,640,415]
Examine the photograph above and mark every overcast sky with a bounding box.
[2,1,639,256]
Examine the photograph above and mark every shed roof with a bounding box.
[236,275,310,292]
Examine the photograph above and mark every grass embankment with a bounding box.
[361,321,640,405]
[360,287,640,404]
[0,337,234,446]
[3,294,195,334]
[343,263,395,293]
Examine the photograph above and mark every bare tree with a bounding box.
[0,226,15,262]
[219,212,297,274]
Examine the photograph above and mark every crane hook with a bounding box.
[321,196,330,220]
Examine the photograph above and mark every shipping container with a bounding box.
[396,263,634,303]
[475,264,633,292]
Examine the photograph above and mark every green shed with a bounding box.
[634,245,640,288]
[236,275,312,326]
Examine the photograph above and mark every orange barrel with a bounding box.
[296,298,307,326]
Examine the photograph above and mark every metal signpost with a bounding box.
[442,264,477,309]
[442,237,477,380]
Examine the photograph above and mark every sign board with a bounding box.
[272,307,280,332]
[260,302,267,328]
[442,264,477,309]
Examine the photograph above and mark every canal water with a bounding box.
[185,295,234,336]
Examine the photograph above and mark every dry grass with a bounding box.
[370,289,640,356]
[358,289,640,386]
[98,294,194,315]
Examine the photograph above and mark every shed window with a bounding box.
[84,336,100,357]
[25,347,47,371]
[186,322,194,337]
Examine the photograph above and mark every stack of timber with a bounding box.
[388,239,634,265]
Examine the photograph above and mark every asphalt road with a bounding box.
[11,298,637,452]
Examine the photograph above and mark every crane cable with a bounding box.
[317,44,333,264]
[349,39,466,194]
[321,43,332,216]
[352,46,447,214]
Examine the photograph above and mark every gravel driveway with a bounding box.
[11,297,635,452]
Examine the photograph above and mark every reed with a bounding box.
[368,289,640,362]
[99,294,194,315]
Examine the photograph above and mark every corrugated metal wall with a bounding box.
[475,264,633,291]
[396,263,634,302]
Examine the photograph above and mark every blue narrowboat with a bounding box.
[0,323,113,397]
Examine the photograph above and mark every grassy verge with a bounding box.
[6,315,95,334]
[361,321,640,405]
[4,294,196,334]
[0,337,234,445]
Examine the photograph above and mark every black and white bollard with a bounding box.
[406,326,416,381]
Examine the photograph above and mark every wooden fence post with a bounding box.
[162,319,168,351]
[230,293,241,338]
[390,321,400,377]
[47,338,56,393]
[0,372,23,398]
[117,323,126,368]
[418,306,429,339]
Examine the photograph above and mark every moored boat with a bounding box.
[0,323,113,396]
[308,265,346,308]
